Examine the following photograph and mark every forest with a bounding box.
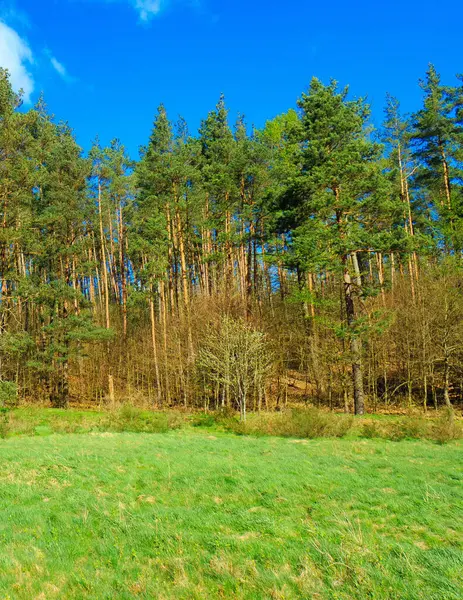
[1,64,462,416]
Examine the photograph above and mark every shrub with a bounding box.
[166,412,184,430]
[103,404,176,433]
[191,412,217,428]
[220,408,353,439]
[331,414,355,438]
[216,405,238,419]
[0,380,18,408]
[222,418,248,436]
[360,421,384,439]
[388,418,428,441]
[0,407,10,439]
[284,408,331,438]
[431,409,463,444]
[278,408,353,439]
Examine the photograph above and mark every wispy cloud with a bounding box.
[50,56,67,77]
[77,0,201,23]
[0,1,32,29]
[47,52,76,83]
[132,0,208,22]
[0,20,34,102]
[135,0,163,21]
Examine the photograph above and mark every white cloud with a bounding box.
[50,56,67,77]
[134,0,163,20]
[82,0,173,22]
[0,20,34,102]
[45,49,76,83]
[74,0,202,23]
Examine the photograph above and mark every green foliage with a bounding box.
[412,64,463,250]
[2,62,463,417]
[278,78,395,267]
[0,380,18,407]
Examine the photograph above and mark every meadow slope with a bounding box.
[0,430,461,599]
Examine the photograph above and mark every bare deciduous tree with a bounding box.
[197,317,273,421]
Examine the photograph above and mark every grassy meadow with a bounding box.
[0,409,462,599]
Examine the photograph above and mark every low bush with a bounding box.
[0,381,18,408]
[359,412,463,444]
[388,418,428,441]
[282,408,353,439]
[220,408,353,439]
[103,404,183,434]
[360,421,384,439]
[219,416,247,435]
[7,414,36,437]
[0,407,10,439]
[284,408,331,438]
[191,412,217,428]
[431,409,463,444]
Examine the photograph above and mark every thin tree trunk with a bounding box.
[118,201,127,338]
[173,183,193,358]
[149,289,162,406]
[335,197,365,415]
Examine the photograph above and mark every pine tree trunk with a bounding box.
[202,194,211,296]
[165,203,176,312]
[343,264,365,414]
[439,145,452,209]
[173,183,193,358]
[97,182,114,404]
[118,201,127,338]
[159,280,170,404]
[335,198,365,415]
[149,291,162,406]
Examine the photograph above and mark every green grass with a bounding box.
[0,429,461,599]
[3,406,183,438]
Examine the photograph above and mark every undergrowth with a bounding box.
[103,404,184,433]
[218,408,354,439]
[1,405,461,443]
[359,408,462,444]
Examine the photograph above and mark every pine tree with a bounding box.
[28,119,108,406]
[412,65,463,251]
[199,95,236,297]
[281,78,393,414]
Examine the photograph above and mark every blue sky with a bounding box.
[1,0,462,157]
